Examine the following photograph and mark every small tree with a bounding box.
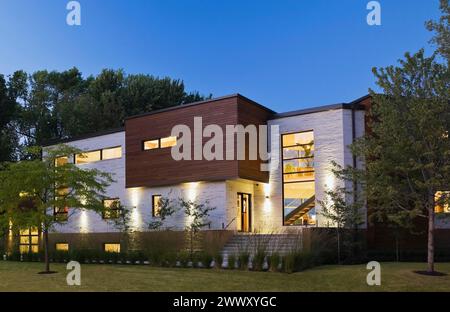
[0,145,113,273]
[319,162,365,264]
[180,198,216,260]
[148,195,178,230]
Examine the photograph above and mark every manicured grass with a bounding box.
[0,261,450,292]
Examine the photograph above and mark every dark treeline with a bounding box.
[0,67,210,161]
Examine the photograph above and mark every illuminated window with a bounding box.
[143,139,159,150]
[152,195,162,217]
[55,243,69,252]
[54,187,69,221]
[435,191,450,214]
[19,227,39,254]
[102,146,122,160]
[55,156,69,167]
[143,136,177,150]
[160,136,177,148]
[104,243,120,253]
[102,198,121,219]
[75,150,101,165]
[282,131,316,226]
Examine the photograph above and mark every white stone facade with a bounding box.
[48,107,367,235]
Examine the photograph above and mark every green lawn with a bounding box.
[1,261,450,292]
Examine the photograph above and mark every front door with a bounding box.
[238,193,252,232]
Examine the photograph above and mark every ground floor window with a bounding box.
[282,130,316,226]
[104,243,121,253]
[102,198,121,219]
[435,191,450,213]
[55,243,69,252]
[19,227,39,254]
[152,195,162,217]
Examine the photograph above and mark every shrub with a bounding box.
[252,251,266,271]
[238,252,250,270]
[268,253,281,272]
[177,251,190,268]
[214,253,223,269]
[227,254,236,269]
[199,252,213,269]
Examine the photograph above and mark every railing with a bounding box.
[222,217,237,230]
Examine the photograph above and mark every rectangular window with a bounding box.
[55,156,69,167]
[75,150,101,165]
[102,198,121,219]
[54,187,69,221]
[143,139,159,150]
[435,191,450,214]
[102,146,122,160]
[104,243,121,253]
[152,195,162,217]
[160,136,177,148]
[19,227,39,254]
[282,131,316,226]
[55,243,69,252]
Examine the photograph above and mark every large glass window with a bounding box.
[282,131,316,226]
[19,227,39,254]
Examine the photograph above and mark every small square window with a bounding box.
[102,198,121,219]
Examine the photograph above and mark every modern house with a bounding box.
[10,93,450,255]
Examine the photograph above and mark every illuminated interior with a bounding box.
[55,243,69,252]
[143,136,177,150]
[75,150,101,164]
[102,198,121,219]
[282,131,316,226]
[19,227,39,254]
[102,146,122,160]
[152,195,162,217]
[104,243,121,253]
[143,139,159,150]
[435,191,450,213]
[160,136,177,148]
[55,156,68,167]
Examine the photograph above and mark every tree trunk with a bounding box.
[336,228,341,264]
[43,227,50,273]
[427,206,435,273]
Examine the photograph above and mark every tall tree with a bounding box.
[352,50,450,273]
[0,145,113,273]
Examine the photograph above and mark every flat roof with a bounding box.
[125,93,276,120]
[42,127,125,147]
[42,94,369,146]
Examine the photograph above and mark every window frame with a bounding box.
[74,146,123,165]
[55,242,70,252]
[152,195,162,217]
[19,227,39,254]
[102,198,122,220]
[142,136,177,151]
[281,130,316,227]
[104,243,121,253]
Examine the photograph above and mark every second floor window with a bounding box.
[102,198,121,219]
[74,146,122,165]
[435,191,450,214]
[54,187,69,222]
[143,136,177,150]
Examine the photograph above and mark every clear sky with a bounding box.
[0,0,441,113]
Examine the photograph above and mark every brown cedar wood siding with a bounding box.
[125,96,272,188]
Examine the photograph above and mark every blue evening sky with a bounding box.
[0,0,441,113]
